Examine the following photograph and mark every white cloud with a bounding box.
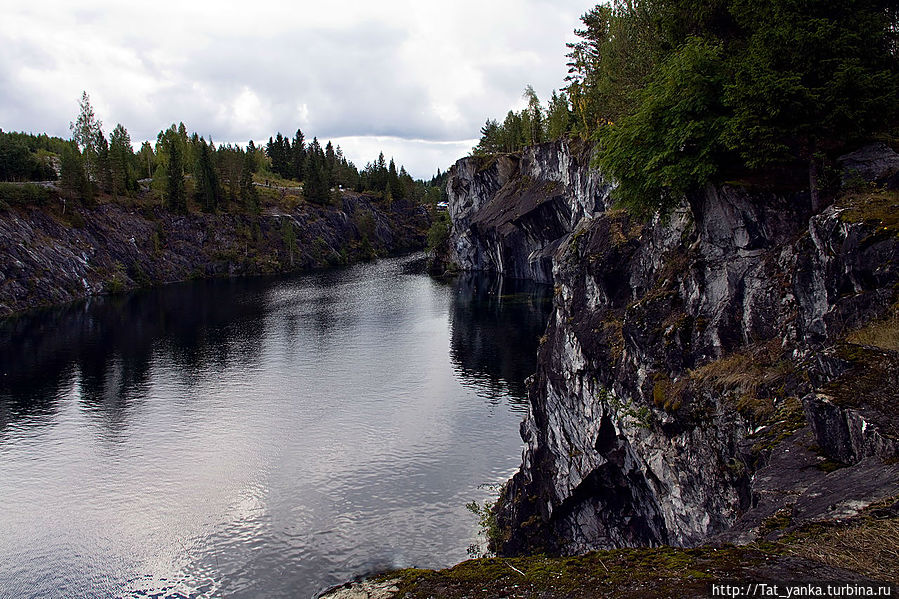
[0,0,586,178]
[329,136,479,179]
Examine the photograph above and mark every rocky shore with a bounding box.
[0,190,429,317]
[444,138,899,556]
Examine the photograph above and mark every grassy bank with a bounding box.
[324,506,897,598]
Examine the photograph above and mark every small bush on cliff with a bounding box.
[465,497,502,557]
[0,182,50,207]
[427,212,450,253]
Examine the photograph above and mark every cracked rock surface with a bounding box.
[445,139,899,556]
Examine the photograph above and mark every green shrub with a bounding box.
[0,182,51,206]
[427,213,450,252]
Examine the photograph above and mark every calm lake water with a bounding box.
[0,254,550,599]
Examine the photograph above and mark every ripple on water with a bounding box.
[0,254,550,598]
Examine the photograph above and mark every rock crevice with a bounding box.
[445,139,899,555]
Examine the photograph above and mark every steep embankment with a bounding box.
[446,139,609,283]
[0,192,428,316]
[444,139,899,557]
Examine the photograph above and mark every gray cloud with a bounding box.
[0,0,587,177]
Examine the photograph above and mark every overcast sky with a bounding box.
[0,1,589,178]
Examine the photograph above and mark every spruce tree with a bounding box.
[373,152,388,193]
[723,0,899,210]
[291,129,306,181]
[109,124,134,198]
[239,146,259,213]
[194,138,221,213]
[322,141,334,186]
[59,143,87,199]
[94,130,112,194]
[304,138,329,205]
[387,158,403,200]
[547,91,572,140]
[163,129,187,213]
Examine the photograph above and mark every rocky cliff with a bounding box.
[446,139,611,283]
[445,139,899,556]
[0,192,428,316]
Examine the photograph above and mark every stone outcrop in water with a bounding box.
[445,139,899,556]
[0,192,428,316]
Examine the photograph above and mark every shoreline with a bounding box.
[0,190,429,318]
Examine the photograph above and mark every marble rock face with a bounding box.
[446,140,899,555]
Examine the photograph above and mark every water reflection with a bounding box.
[448,271,552,407]
[0,278,269,436]
[0,254,550,598]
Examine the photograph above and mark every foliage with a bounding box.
[546,90,572,140]
[723,0,899,208]
[474,0,899,217]
[137,141,155,180]
[592,0,898,214]
[472,86,575,155]
[565,2,658,132]
[239,147,260,212]
[193,138,222,212]
[465,496,502,556]
[303,137,330,205]
[161,126,187,213]
[94,127,112,194]
[69,91,104,185]
[59,143,87,197]
[426,212,450,252]
[0,182,51,207]
[109,124,136,198]
[0,130,64,181]
[11,94,447,220]
[595,36,729,216]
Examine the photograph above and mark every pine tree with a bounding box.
[239,144,259,213]
[304,137,329,204]
[325,141,336,187]
[291,129,306,181]
[387,158,403,200]
[109,124,134,198]
[194,138,221,213]
[474,119,502,154]
[59,143,87,198]
[94,130,112,194]
[163,128,187,213]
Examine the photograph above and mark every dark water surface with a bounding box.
[0,254,550,598]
